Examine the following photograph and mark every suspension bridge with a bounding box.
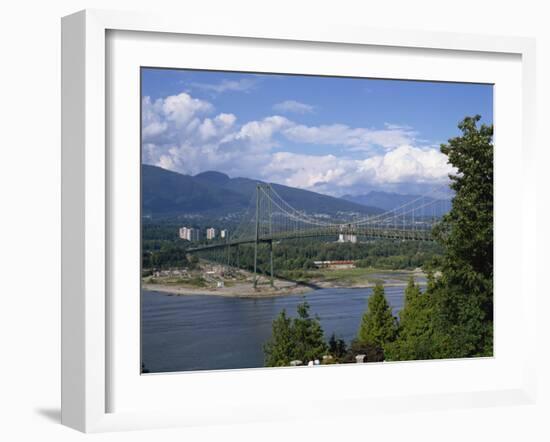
[187,183,451,287]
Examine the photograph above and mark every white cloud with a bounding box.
[161,93,213,125]
[230,116,291,151]
[198,113,237,141]
[142,93,213,144]
[142,120,167,140]
[190,78,257,94]
[273,100,315,114]
[260,146,453,196]
[367,145,452,184]
[262,152,352,190]
[142,90,451,195]
[282,123,416,150]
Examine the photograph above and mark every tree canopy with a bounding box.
[431,115,494,358]
[385,115,494,360]
[264,302,328,367]
[356,283,397,355]
[384,277,435,361]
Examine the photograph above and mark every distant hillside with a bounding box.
[142,164,382,218]
[342,190,450,215]
[141,165,250,215]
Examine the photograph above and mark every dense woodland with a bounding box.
[142,237,443,273]
[263,116,494,364]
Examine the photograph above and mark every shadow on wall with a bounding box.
[34,408,60,423]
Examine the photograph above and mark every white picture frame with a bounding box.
[61,9,537,433]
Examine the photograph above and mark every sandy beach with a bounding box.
[142,268,426,298]
[142,279,313,298]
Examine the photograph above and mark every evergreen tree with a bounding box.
[385,277,435,361]
[328,333,347,360]
[293,302,328,363]
[357,283,397,356]
[344,340,384,363]
[264,309,295,367]
[264,302,328,367]
[431,115,494,357]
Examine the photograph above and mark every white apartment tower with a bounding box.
[206,227,217,240]
[337,233,358,243]
[179,227,200,241]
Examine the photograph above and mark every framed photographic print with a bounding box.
[61,9,537,432]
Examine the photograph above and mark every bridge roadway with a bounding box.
[186,225,433,253]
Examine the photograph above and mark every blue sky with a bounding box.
[141,68,492,196]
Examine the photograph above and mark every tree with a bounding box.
[357,283,397,357]
[328,333,347,360]
[292,302,328,363]
[264,302,328,367]
[188,254,200,269]
[264,309,295,367]
[343,340,384,363]
[384,277,435,361]
[431,115,494,358]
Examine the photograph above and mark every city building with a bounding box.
[220,229,228,239]
[206,227,217,240]
[179,226,200,241]
[337,233,358,243]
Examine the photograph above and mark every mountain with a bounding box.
[342,190,450,215]
[141,165,250,215]
[343,191,419,211]
[142,164,382,218]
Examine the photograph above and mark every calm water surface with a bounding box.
[141,284,420,373]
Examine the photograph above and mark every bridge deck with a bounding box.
[186,227,433,252]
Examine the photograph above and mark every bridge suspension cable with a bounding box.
[187,181,452,255]
[260,182,451,230]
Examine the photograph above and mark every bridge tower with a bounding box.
[268,184,274,288]
[253,183,274,289]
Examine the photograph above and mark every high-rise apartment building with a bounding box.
[179,227,200,241]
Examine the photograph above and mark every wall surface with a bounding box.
[0,0,548,440]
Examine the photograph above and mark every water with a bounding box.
[141,285,412,373]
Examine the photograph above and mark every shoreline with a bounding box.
[142,271,426,298]
[142,280,313,298]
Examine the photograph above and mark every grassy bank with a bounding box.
[279,267,423,287]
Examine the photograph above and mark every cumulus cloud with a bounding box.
[229,116,291,152]
[142,90,451,195]
[282,123,416,151]
[260,146,453,196]
[142,93,213,144]
[364,145,452,184]
[198,113,237,140]
[273,100,315,114]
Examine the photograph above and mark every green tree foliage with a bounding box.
[264,302,328,367]
[142,243,191,270]
[342,340,385,363]
[293,302,329,363]
[430,115,493,358]
[143,230,443,273]
[263,309,295,367]
[382,116,493,361]
[328,333,348,360]
[384,277,435,361]
[356,283,397,356]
